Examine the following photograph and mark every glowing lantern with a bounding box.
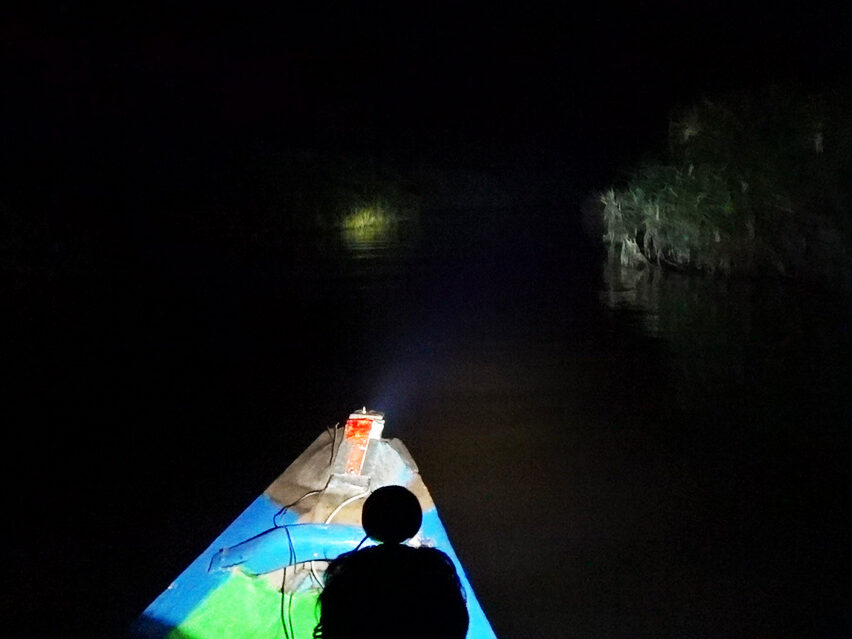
[341,409,384,475]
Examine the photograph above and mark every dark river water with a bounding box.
[10,202,851,638]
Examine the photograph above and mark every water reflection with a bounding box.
[600,253,850,415]
[596,254,851,637]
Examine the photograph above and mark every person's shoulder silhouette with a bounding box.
[314,543,469,639]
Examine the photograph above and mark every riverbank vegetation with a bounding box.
[225,150,518,252]
[231,150,424,248]
[596,83,852,289]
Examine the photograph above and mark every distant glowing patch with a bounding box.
[340,205,396,245]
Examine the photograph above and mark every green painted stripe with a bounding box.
[169,571,320,639]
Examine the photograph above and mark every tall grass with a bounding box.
[339,201,401,245]
[598,83,852,287]
[222,150,424,248]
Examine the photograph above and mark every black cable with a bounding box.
[273,490,323,527]
[280,524,297,639]
[280,567,290,639]
[353,534,369,552]
[327,424,339,466]
[274,425,344,636]
[273,425,338,528]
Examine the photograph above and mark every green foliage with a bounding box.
[340,201,401,245]
[599,83,852,287]
[222,150,424,248]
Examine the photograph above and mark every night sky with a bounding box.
[5,2,850,175]
[3,2,851,638]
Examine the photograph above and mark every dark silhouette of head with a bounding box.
[314,544,469,639]
[361,485,423,544]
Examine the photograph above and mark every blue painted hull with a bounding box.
[133,425,497,639]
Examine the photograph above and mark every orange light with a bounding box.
[341,411,384,475]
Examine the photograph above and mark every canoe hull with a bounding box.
[133,429,497,639]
